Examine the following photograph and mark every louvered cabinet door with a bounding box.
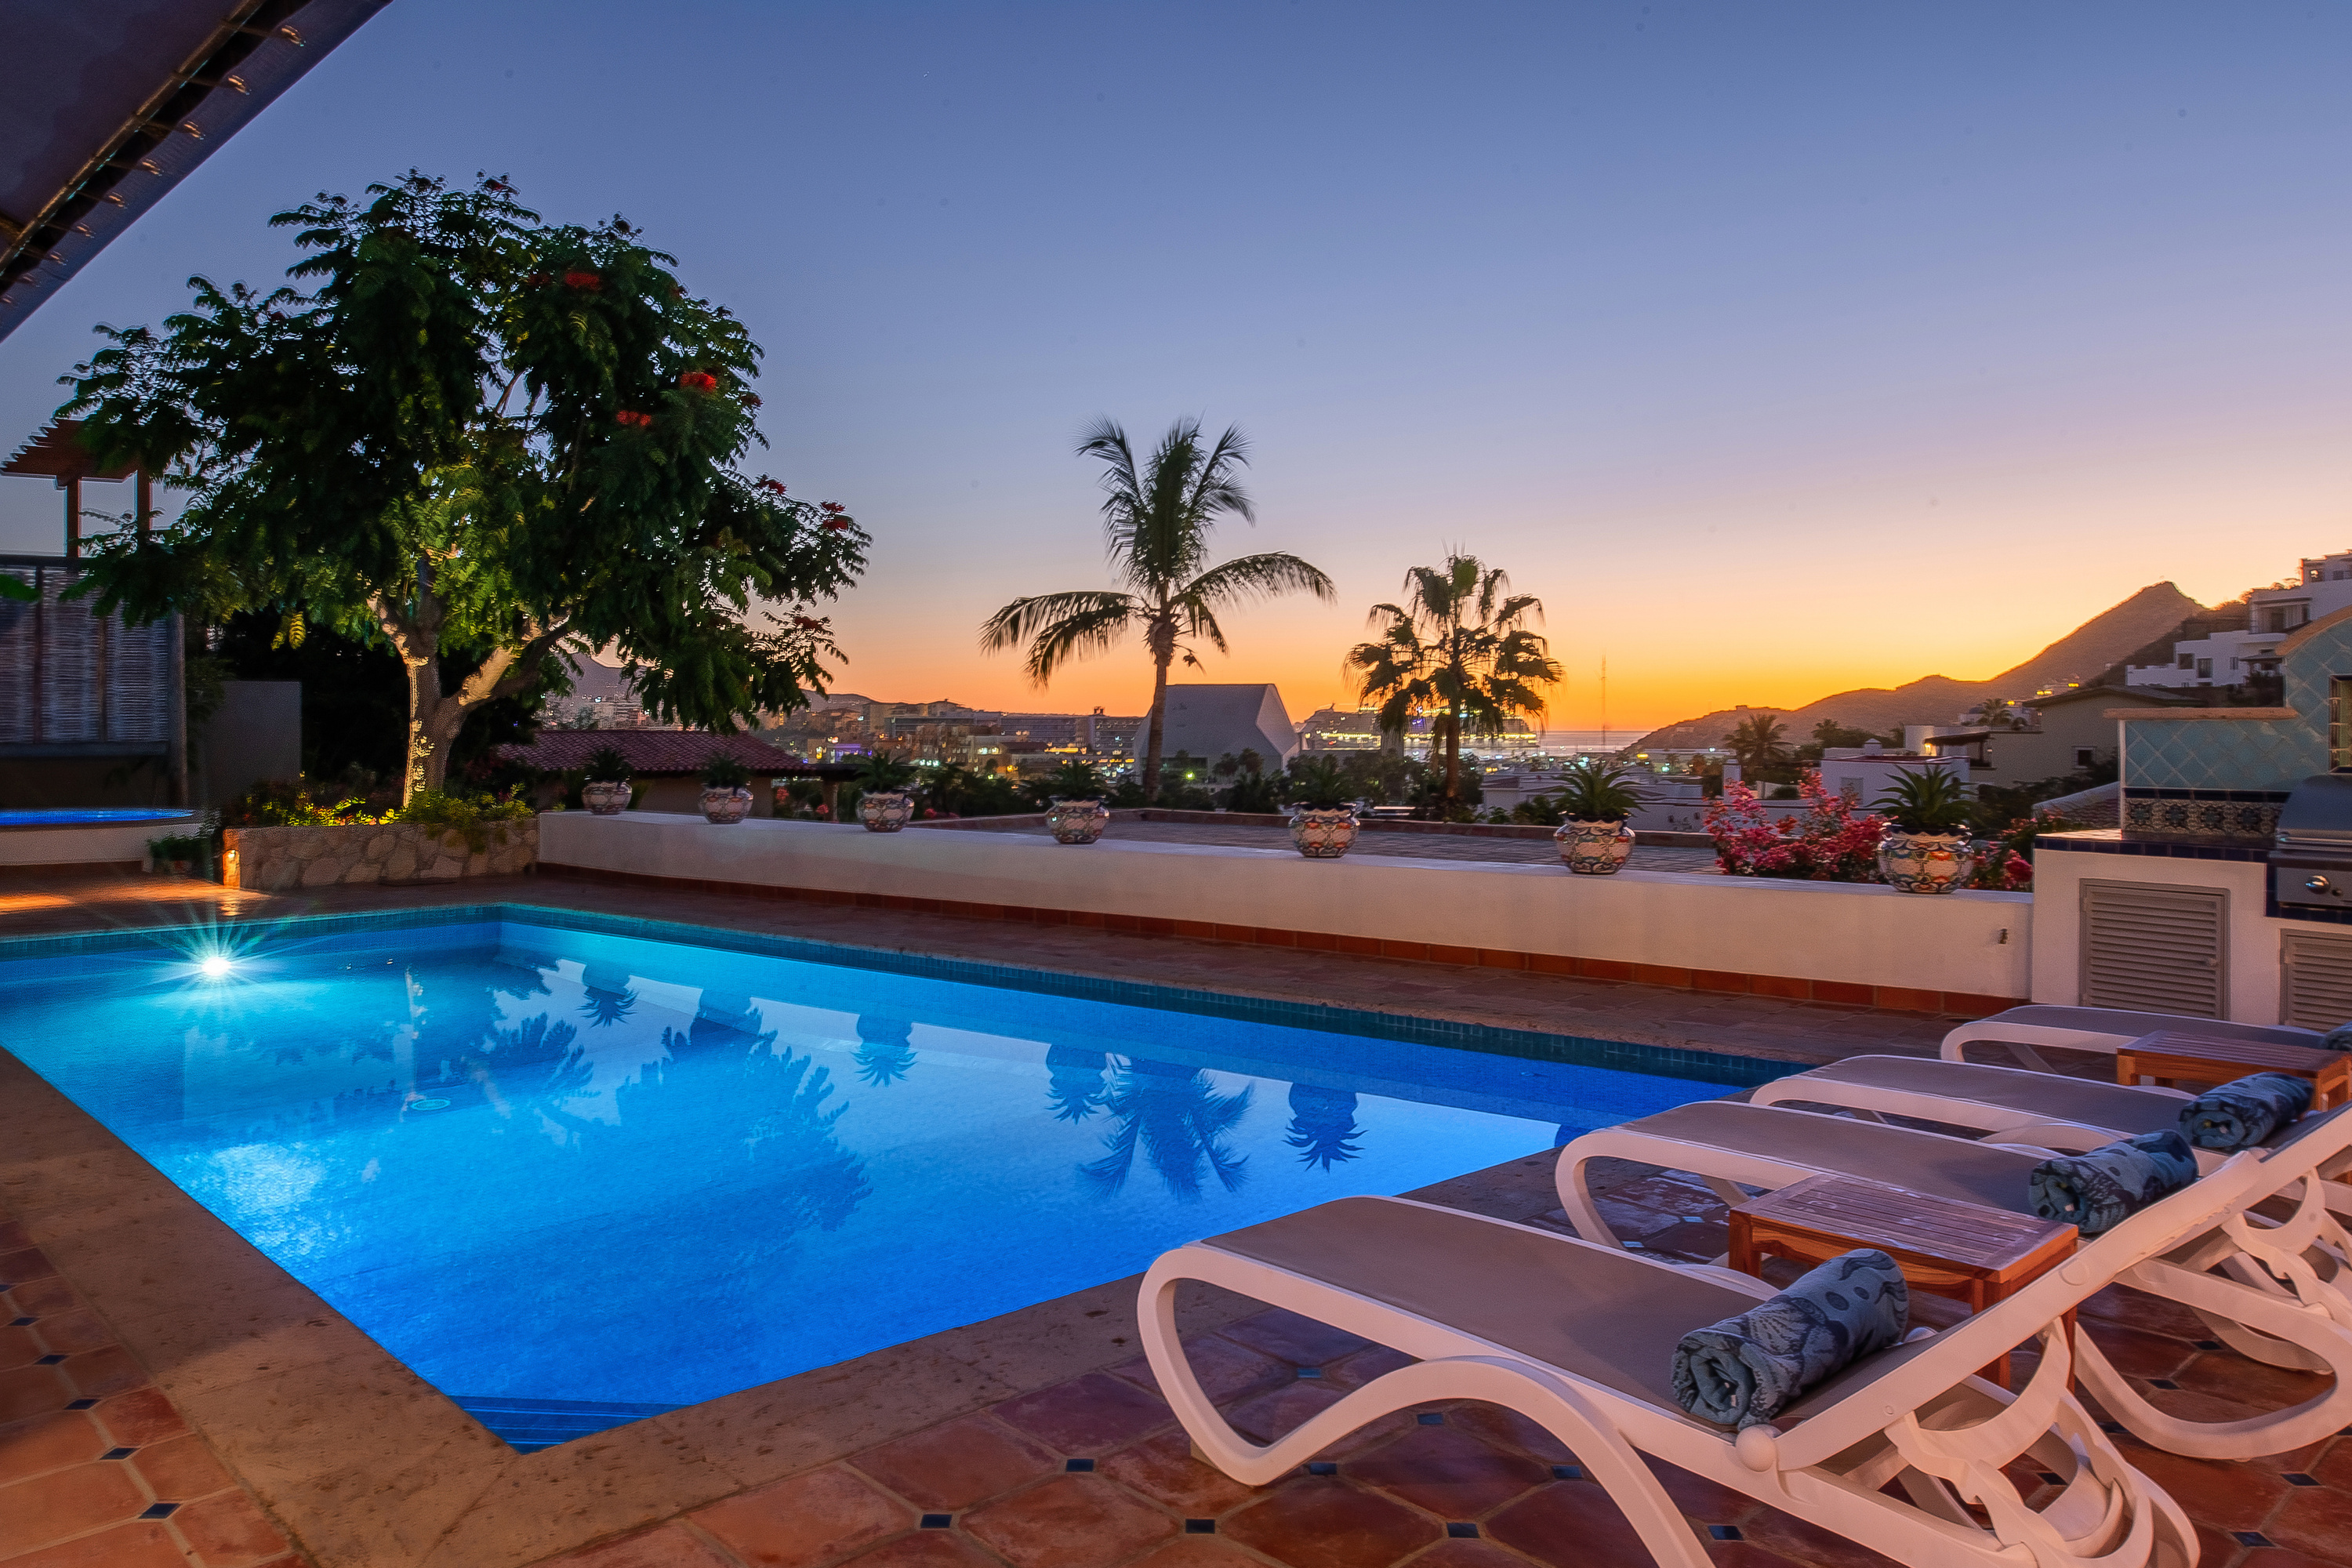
[2078,880,2227,1018]
[2281,932,2352,1032]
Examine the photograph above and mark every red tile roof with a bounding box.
[497,731,804,775]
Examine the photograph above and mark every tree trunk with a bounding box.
[1142,652,1171,803]
[401,650,467,803]
[1443,706,1462,805]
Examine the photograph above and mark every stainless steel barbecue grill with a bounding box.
[2270,775,2352,913]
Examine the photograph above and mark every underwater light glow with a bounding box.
[198,954,234,979]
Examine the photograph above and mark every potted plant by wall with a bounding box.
[147,830,207,876]
[855,753,920,833]
[1037,758,1111,845]
[699,752,756,824]
[1872,766,1976,894]
[1548,757,1642,874]
[1284,757,1361,859]
[582,746,635,816]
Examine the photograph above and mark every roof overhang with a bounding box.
[0,0,393,347]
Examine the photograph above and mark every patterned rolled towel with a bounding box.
[1671,1249,1908,1428]
[2177,1073,2314,1152]
[2028,1130,2198,1235]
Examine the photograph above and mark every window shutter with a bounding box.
[2079,880,2227,1018]
[2281,932,2352,1033]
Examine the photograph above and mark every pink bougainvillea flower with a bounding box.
[679,371,718,392]
[757,477,787,495]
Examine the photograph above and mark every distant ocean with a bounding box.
[1536,729,1650,753]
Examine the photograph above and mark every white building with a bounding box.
[2126,548,2352,688]
[1816,742,1969,806]
[1156,684,1301,768]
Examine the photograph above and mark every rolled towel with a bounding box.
[2322,1022,2352,1052]
[2177,1073,2314,1152]
[1671,1249,1908,1428]
[2028,1130,2197,1235]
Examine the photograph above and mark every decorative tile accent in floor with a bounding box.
[0,1221,300,1568]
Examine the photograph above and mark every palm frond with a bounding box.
[1186,551,1336,608]
[978,590,1138,684]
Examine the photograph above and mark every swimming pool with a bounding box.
[0,807,194,826]
[0,906,1755,1449]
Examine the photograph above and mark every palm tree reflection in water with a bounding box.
[1283,1084,1365,1170]
[854,1017,917,1087]
[1080,1058,1253,1200]
[1044,1045,1109,1122]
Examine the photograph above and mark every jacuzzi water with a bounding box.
[0,911,1743,1447]
[0,808,194,826]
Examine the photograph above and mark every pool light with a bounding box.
[198,954,234,979]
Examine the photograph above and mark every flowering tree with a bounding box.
[1705,774,1886,881]
[60,172,864,800]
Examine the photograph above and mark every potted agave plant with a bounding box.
[1284,757,1361,859]
[855,752,920,833]
[581,745,635,816]
[1548,757,1642,874]
[1872,766,1976,894]
[1038,758,1111,845]
[699,752,756,824]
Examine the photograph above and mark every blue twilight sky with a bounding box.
[2,2,2347,727]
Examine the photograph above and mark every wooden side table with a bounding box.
[1728,1173,2078,1388]
[2117,1031,2352,1110]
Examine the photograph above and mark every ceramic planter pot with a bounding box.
[583,780,631,816]
[1045,798,1109,844]
[1877,827,1973,893]
[1288,805,1359,859]
[1555,818,1635,874]
[860,790,913,833]
[700,786,753,825]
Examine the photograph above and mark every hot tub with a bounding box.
[0,808,199,868]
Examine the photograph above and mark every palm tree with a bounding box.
[1346,554,1562,808]
[1723,713,1793,775]
[980,418,1334,800]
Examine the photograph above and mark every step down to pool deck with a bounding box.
[450,1394,681,1452]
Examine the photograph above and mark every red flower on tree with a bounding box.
[679,371,718,392]
[564,270,602,291]
[615,410,653,429]
[756,477,787,496]
[741,393,761,408]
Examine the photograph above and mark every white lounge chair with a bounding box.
[1751,1054,2194,1156]
[1556,1100,2352,1459]
[1943,1005,2323,1071]
[1141,1160,2288,1568]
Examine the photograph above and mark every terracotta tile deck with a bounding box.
[5,872,2343,1567]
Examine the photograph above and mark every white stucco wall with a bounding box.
[539,812,2032,998]
[0,818,196,866]
[2031,844,2281,1021]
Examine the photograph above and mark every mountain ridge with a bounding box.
[1626,582,2206,751]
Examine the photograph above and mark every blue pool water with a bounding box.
[0,808,194,826]
[0,910,1746,1447]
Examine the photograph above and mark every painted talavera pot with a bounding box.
[1555,818,1635,874]
[1289,806,1359,859]
[583,780,631,817]
[700,786,753,825]
[859,790,913,833]
[1045,798,1109,844]
[1877,827,1973,893]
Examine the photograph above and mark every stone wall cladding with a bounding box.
[223,819,536,891]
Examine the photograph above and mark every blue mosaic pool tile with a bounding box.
[1417,1413,1444,1425]
[140,1503,179,1519]
[1064,1458,1094,1472]
[1446,1523,1479,1539]
[1307,1461,1338,1475]
[920,1515,953,1530]
[102,1446,135,1460]
[1552,1465,1582,1480]
[1185,1520,1217,1534]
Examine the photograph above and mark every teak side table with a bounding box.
[1728,1173,2078,1388]
[2116,1030,2352,1110]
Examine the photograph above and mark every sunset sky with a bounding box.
[2,2,2346,731]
